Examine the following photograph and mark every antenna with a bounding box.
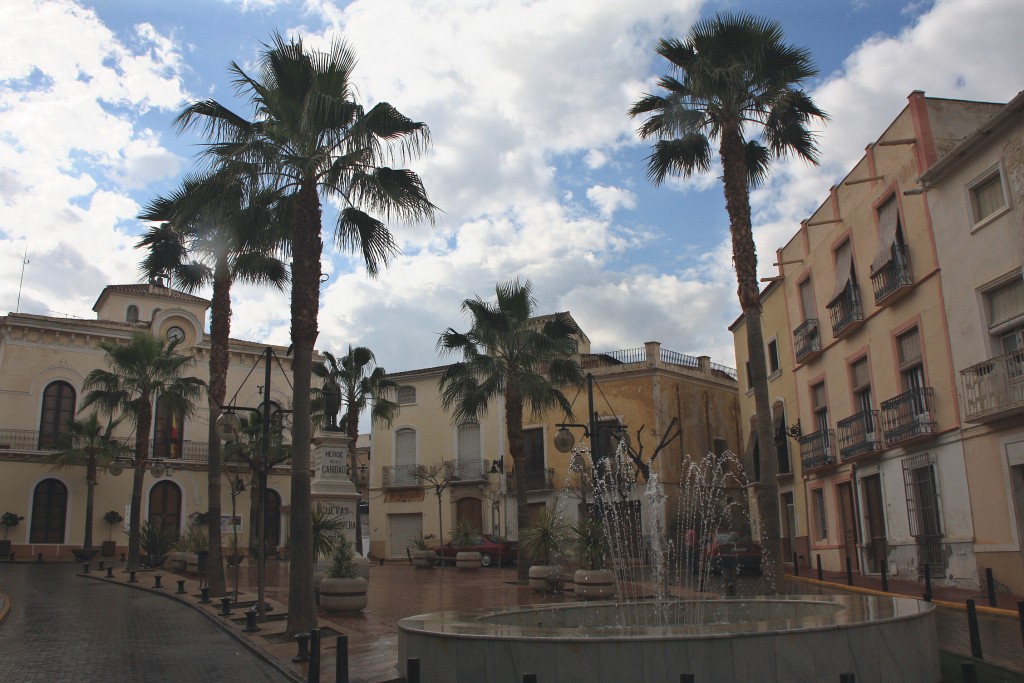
[16,245,29,313]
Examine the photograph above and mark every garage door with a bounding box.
[388,513,423,559]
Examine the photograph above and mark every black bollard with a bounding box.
[986,568,997,607]
[105,566,114,578]
[308,628,321,683]
[881,565,889,593]
[98,561,105,570]
[37,553,43,562]
[839,674,856,683]
[336,635,348,683]
[153,575,163,589]
[1018,602,1024,649]
[961,662,978,683]
[199,586,210,604]
[680,675,695,683]
[243,608,260,633]
[292,633,310,663]
[220,596,232,616]
[82,563,90,574]
[817,554,824,581]
[923,565,932,602]
[523,676,537,683]
[128,570,137,583]
[121,552,126,562]
[792,552,800,577]
[175,579,186,594]
[845,556,853,585]
[966,599,983,660]
[406,658,420,683]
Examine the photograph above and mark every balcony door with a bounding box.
[455,497,482,532]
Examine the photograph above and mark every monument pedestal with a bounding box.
[311,433,361,545]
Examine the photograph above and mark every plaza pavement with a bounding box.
[2,558,1023,682]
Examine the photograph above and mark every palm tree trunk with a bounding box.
[128,398,153,571]
[84,458,97,549]
[720,124,783,591]
[345,402,363,555]
[505,394,530,582]
[206,261,231,596]
[286,181,323,636]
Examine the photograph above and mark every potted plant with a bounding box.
[452,520,481,570]
[520,508,567,592]
[571,516,615,599]
[1,512,23,560]
[408,534,436,569]
[102,510,123,557]
[139,519,178,568]
[311,504,344,590]
[319,532,368,613]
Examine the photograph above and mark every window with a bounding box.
[29,479,67,544]
[799,279,815,322]
[851,357,874,428]
[397,386,416,405]
[456,422,482,479]
[772,405,791,475]
[523,427,545,474]
[828,241,856,305]
[812,488,827,541]
[38,381,76,449]
[126,305,139,323]
[713,437,728,457]
[811,382,829,433]
[744,361,752,391]
[969,168,1008,226]
[986,277,1024,357]
[394,428,417,486]
[767,339,780,376]
[153,393,185,459]
[897,327,925,391]
[902,454,944,571]
[870,195,906,275]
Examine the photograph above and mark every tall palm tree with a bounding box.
[137,168,289,597]
[80,332,206,571]
[628,13,827,586]
[437,279,583,582]
[50,413,126,552]
[313,345,399,553]
[175,33,437,634]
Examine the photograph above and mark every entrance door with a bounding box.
[862,475,887,573]
[455,497,482,532]
[149,481,182,533]
[388,513,423,559]
[837,482,859,572]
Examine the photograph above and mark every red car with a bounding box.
[431,533,517,567]
[702,531,762,574]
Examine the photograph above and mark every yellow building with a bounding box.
[0,280,296,561]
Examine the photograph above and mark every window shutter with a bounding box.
[800,280,815,321]
[457,423,480,461]
[870,197,900,275]
[988,277,1024,332]
[974,174,1006,222]
[397,386,416,405]
[897,328,922,370]
[395,429,416,468]
[851,359,870,391]
[812,383,827,411]
[828,242,854,306]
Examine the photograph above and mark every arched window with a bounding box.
[153,393,185,459]
[148,481,181,533]
[126,304,139,323]
[457,422,482,479]
[395,428,417,486]
[38,381,76,449]
[29,479,68,543]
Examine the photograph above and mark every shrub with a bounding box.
[325,533,359,579]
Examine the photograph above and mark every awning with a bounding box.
[870,198,900,275]
[828,242,854,306]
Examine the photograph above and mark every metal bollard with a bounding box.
[243,608,260,633]
[966,599,983,660]
[82,563,90,574]
[308,628,321,683]
[106,566,114,578]
[961,662,978,683]
[220,596,232,616]
[406,658,420,683]
[98,561,105,570]
[175,579,186,594]
[845,556,853,586]
[37,553,43,562]
[839,674,855,683]
[128,570,137,583]
[881,565,889,593]
[121,552,126,562]
[680,675,695,683]
[292,633,310,663]
[986,568,997,607]
[923,565,932,602]
[1018,601,1024,649]
[199,586,210,604]
[523,675,537,683]
[153,575,163,589]
[817,554,823,581]
[336,635,348,683]
[792,552,799,577]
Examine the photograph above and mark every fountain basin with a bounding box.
[398,594,938,682]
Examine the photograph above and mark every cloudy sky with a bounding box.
[1,0,1022,380]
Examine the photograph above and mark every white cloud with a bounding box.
[587,185,638,218]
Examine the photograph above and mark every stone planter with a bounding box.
[320,576,368,613]
[101,541,116,557]
[71,547,99,562]
[168,551,189,571]
[456,551,481,570]
[573,568,616,600]
[528,564,564,593]
[410,549,437,569]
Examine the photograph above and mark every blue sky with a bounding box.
[1,0,1022,380]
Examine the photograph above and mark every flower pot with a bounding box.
[528,564,564,592]
[573,568,616,600]
[456,551,481,570]
[72,548,99,562]
[410,549,436,569]
[320,576,368,613]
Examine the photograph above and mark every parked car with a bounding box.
[702,531,762,574]
[431,533,517,567]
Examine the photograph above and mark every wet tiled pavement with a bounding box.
[2,558,1023,682]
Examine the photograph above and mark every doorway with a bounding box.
[861,474,888,573]
[837,482,859,572]
[455,497,483,532]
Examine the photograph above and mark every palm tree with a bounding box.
[437,279,584,581]
[628,13,827,586]
[80,332,206,571]
[137,168,289,597]
[312,346,399,554]
[175,33,437,634]
[50,413,126,552]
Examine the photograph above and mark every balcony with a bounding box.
[837,410,882,460]
[960,349,1024,423]
[827,285,864,338]
[382,463,422,489]
[447,458,490,483]
[799,429,835,471]
[880,388,936,445]
[0,428,213,463]
[793,319,822,363]
[870,245,913,305]
[507,468,555,492]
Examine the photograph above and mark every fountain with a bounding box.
[398,444,939,682]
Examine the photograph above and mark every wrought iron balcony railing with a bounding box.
[793,319,822,362]
[827,285,864,337]
[507,468,555,492]
[382,463,422,488]
[799,428,835,470]
[870,245,913,304]
[447,458,490,482]
[880,388,936,445]
[960,349,1024,422]
[837,410,882,460]
[0,428,214,463]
